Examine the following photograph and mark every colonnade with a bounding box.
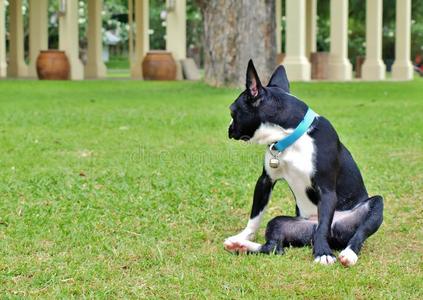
[0,0,186,80]
[0,0,415,81]
[279,0,414,81]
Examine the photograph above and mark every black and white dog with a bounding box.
[224,60,383,267]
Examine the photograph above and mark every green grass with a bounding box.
[105,56,131,70]
[0,78,422,298]
[105,56,131,78]
[106,69,130,78]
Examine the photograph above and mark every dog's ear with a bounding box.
[246,59,262,99]
[268,65,290,93]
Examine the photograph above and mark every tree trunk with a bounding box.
[198,0,276,87]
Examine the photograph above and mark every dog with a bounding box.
[224,60,383,267]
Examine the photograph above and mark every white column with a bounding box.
[166,0,186,60]
[283,0,310,81]
[166,0,186,80]
[328,0,352,81]
[362,0,385,80]
[305,0,317,59]
[392,0,413,80]
[28,0,48,78]
[0,0,6,77]
[59,0,84,80]
[276,0,282,53]
[85,0,107,78]
[8,0,27,77]
[130,0,149,79]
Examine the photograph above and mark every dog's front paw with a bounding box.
[224,241,249,254]
[313,243,336,265]
[314,254,336,265]
[224,231,254,252]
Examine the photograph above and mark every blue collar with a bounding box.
[272,108,318,152]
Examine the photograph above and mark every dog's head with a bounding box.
[228,60,290,141]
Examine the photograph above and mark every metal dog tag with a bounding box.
[269,158,280,168]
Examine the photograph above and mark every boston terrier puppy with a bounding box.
[224,60,383,267]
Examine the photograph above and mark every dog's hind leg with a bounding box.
[332,196,384,267]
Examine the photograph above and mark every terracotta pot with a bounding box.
[36,50,70,80]
[142,51,177,80]
[310,52,329,80]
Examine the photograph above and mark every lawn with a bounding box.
[0,78,422,298]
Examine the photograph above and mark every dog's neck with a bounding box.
[249,123,292,145]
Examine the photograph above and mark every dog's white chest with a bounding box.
[264,133,318,217]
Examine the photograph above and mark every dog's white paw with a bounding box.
[224,240,249,253]
[223,239,261,253]
[339,247,358,267]
[224,231,254,253]
[314,255,336,265]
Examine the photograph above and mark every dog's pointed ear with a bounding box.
[246,59,262,98]
[268,65,290,93]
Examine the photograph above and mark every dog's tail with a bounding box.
[256,240,284,255]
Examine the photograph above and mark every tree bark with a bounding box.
[198,0,276,87]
